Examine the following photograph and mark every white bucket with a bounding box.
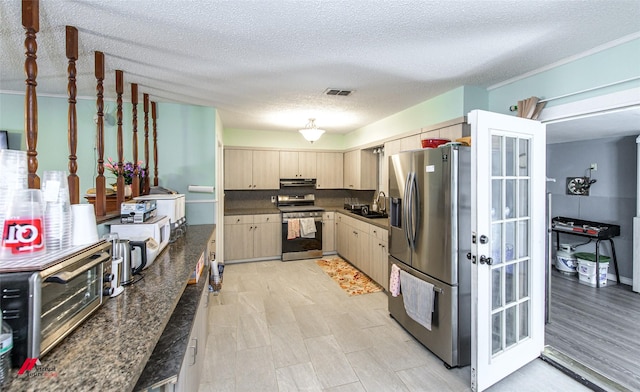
[555,244,577,274]
[576,257,609,287]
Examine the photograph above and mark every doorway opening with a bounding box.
[541,92,640,390]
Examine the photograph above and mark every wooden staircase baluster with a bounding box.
[23,0,40,189]
[115,70,125,207]
[143,93,150,195]
[66,26,79,204]
[94,51,106,216]
[152,101,158,187]
[131,83,140,197]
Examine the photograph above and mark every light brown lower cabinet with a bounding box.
[175,278,209,392]
[224,214,281,261]
[336,213,388,290]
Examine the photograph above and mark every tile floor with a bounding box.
[198,259,589,392]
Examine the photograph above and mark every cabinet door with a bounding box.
[382,140,402,195]
[176,280,209,392]
[317,152,343,189]
[253,150,280,189]
[224,222,253,260]
[380,238,388,291]
[358,149,377,190]
[439,123,470,141]
[298,151,317,178]
[400,134,421,151]
[343,150,356,189]
[279,151,299,178]
[253,214,281,258]
[224,149,253,190]
[322,216,335,253]
[336,215,349,259]
[355,229,371,276]
[369,228,389,290]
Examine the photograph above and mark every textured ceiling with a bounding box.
[0,0,639,135]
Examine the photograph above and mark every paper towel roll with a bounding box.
[188,185,214,193]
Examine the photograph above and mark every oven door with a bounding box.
[281,218,323,261]
[34,243,110,357]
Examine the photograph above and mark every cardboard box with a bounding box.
[120,199,157,215]
[120,209,157,224]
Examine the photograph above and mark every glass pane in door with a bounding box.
[489,134,533,358]
[492,312,503,355]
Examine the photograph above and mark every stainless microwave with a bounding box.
[0,240,112,367]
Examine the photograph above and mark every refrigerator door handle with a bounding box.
[409,171,419,248]
[403,172,412,248]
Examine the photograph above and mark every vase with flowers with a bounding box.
[105,157,146,196]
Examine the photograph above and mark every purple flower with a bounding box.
[106,158,145,185]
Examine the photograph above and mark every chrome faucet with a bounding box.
[376,191,386,213]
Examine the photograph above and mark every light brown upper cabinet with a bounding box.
[343,149,376,190]
[316,152,344,189]
[224,149,279,190]
[279,151,317,178]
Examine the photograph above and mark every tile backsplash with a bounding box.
[225,189,375,210]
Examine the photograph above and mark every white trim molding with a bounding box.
[538,87,640,124]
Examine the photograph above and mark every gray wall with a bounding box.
[547,135,637,282]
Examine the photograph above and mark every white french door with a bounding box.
[469,110,546,391]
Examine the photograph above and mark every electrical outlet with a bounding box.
[271,196,276,203]
[590,163,597,171]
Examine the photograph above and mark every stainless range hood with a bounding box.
[279,178,316,188]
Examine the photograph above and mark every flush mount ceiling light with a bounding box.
[298,118,325,143]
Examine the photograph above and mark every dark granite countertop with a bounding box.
[224,206,389,229]
[134,263,210,390]
[333,209,390,230]
[5,224,215,392]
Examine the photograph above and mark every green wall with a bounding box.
[224,127,345,150]
[223,85,488,151]
[488,38,640,114]
[0,93,217,224]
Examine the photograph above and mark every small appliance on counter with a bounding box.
[112,239,146,285]
[130,237,158,271]
[0,241,112,368]
[134,194,186,240]
[108,215,171,267]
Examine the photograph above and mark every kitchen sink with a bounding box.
[358,211,388,219]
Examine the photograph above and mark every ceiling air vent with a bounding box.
[324,88,353,96]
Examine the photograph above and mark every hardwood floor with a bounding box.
[546,271,640,391]
[199,259,589,392]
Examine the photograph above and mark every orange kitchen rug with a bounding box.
[316,257,382,296]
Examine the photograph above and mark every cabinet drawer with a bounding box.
[224,215,253,225]
[369,226,388,241]
[254,214,280,224]
[323,211,335,221]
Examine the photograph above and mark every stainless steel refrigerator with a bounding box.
[388,145,471,368]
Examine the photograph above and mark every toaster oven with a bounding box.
[0,240,112,367]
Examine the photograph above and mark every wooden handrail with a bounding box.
[131,83,140,197]
[94,51,106,216]
[23,0,40,189]
[152,101,158,187]
[66,25,79,204]
[115,70,125,207]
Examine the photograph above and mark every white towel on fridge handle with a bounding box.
[399,269,435,331]
[299,217,317,238]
